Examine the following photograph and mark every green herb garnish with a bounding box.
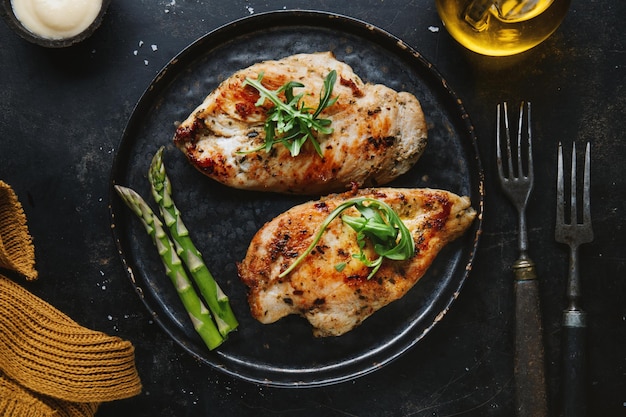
[279,197,415,280]
[242,70,338,157]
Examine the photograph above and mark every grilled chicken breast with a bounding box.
[174,52,428,194]
[238,187,476,337]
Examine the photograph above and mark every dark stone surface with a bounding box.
[1,0,624,415]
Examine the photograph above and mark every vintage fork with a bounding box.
[496,102,548,417]
[555,142,593,417]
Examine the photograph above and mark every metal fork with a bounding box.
[496,102,548,417]
[555,142,593,417]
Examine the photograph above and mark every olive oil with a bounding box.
[436,0,570,56]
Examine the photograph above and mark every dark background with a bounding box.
[1,0,624,416]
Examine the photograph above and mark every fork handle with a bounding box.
[513,259,549,417]
[562,309,587,417]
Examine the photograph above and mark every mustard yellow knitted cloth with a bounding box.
[0,181,142,416]
[0,180,37,280]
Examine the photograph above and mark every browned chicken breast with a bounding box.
[173,52,428,194]
[237,187,476,337]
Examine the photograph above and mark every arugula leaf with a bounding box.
[278,197,415,280]
[242,70,338,157]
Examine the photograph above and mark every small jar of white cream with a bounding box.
[1,0,110,47]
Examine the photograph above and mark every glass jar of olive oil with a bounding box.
[436,0,570,56]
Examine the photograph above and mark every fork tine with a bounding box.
[504,102,514,177]
[570,142,578,224]
[496,102,511,181]
[517,102,524,177]
[496,103,504,179]
[583,142,592,225]
[526,102,534,180]
[557,142,565,225]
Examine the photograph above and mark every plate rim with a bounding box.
[109,9,484,388]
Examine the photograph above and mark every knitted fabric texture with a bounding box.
[0,373,98,417]
[0,181,142,415]
[0,181,37,280]
[0,275,142,403]
[0,373,56,417]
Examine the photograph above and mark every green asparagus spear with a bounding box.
[148,147,238,337]
[114,185,224,350]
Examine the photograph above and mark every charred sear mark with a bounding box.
[367,136,396,150]
[269,233,292,261]
[314,202,329,212]
[174,118,205,144]
[339,76,364,97]
[313,245,326,255]
[415,234,427,252]
[313,298,326,305]
[283,297,293,305]
[372,190,388,199]
[367,107,382,116]
[422,193,452,231]
[196,154,227,175]
[235,101,258,119]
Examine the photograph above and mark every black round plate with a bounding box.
[109,10,484,388]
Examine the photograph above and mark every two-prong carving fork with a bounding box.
[555,142,593,417]
[496,102,548,417]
